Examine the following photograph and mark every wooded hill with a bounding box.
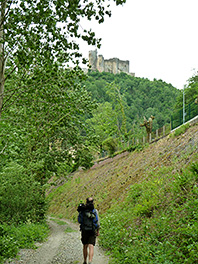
[81,71,182,156]
[83,71,181,131]
[48,122,198,263]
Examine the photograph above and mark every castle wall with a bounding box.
[103,58,129,74]
[104,59,114,73]
[89,50,134,76]
[97,55,105,72]
[118,59,129,73]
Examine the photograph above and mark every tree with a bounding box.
[83,71,180,133]
[0,0,128,224]
[106,82,128,141]
[175,72,198,108]
[0,0,126,117]
[86,102,119,147]
[1,64,97,176]
[0,162,46,223]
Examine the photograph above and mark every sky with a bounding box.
[79,0,198,90]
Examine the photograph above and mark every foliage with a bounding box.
[0,2,128,261]
[86,102,119,146]
[190,161,198,176]
[83,71,180,130]
[127,143,145,152]
[100,163,198,263]
[82,71,181,152]
[0,67,99,230]
[0,0,126,114]
[0,222,49,262]
[71,145,94,170]
[0,65,97,178]
[106,82,128,136]
[102,137,117,156]
[47,124,198,264]
[0,162,47,224]
[171,123,190,137]
[175,71,198,108]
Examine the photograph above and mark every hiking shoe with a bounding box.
[83,262,87,264]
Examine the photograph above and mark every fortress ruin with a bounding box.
[89,50,135,76]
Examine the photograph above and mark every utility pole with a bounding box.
[183,86,185,124]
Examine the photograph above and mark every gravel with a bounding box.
[4,218,109,264]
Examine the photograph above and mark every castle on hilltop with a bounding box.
[89,50,135,76]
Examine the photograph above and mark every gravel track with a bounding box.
[5,218,109,264]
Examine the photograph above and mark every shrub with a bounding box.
[0,162,47,224]
[102,137,117,156]
[0,222,49,262]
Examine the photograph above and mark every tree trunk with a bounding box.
[0,0,6,118]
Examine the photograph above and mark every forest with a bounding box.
[82,70,181,148]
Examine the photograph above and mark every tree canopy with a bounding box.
[83,71,181,130]
[0,0,127,225]
[0,0,126,115]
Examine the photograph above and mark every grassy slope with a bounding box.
[47,123,198,263]
[48,123,198,220]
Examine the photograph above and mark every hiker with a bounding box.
[77,197,100,264]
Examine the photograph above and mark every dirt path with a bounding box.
[5,218,109,264]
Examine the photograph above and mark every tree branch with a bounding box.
[0,143,7,154]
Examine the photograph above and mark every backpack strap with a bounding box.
[92,209,99,230]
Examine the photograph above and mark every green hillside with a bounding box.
[83,71,181,130]
[48,122,198,263]
[81,71,182,158]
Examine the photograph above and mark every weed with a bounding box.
[172,123,190,137]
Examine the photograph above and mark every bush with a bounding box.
[74,146,94,170]
[102,137,117,156]
[0,222,49,262]
[0,162,47,224]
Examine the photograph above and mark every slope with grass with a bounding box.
[48,123,198,263]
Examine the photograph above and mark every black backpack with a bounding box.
[82,209,98,231]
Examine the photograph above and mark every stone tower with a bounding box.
[89,50,98,71]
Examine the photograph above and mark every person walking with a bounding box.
[77,197,100,264]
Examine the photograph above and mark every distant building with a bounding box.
[88,49,135,76]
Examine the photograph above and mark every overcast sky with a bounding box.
[79,0,198,90]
